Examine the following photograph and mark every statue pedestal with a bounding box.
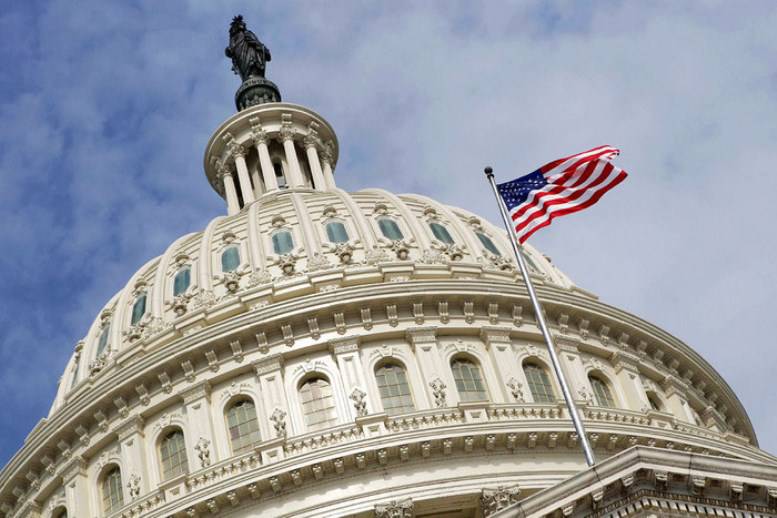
[235,77,281,111]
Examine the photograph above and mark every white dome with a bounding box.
[1,102,770,518]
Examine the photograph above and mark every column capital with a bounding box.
[116,415,145,441]
[405,327,437,348]
[375,498,413,518]
[610,350,640,374]
[181,380,212,404]
[479,325,513,347]
[329,336,359,355]
[249,116,268,145]
[320,140,335,163]
[254,354,284,376]
[61,455,88,483]
[222,132,246,159]
[279,121,296,142]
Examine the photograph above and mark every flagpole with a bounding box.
[484,166,596,467]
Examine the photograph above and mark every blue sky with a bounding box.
[2,1,777,466]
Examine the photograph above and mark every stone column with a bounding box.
[218,167,240,216]
[280,120,304,188]
[611,351,649,411]
[320,142,336,189]
[251,122,279,192]
[303,134,327,191]
[117,416,148,500]
[254,355,288,464]
[480,326,518,403]
[231,147,256,205]
[251,167,264,198]
[62,456,91,517]
[330,337,369,418]
[182,382,216,471]
[406,327,448,408]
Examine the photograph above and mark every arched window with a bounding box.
[130,294,146,326]
[95,325,110,357]
[325,221,349,243]
[429,222,455,244]
[52,507,68,518]
[273,161,287,189]
[476,232,500,256]
[173,267,191,296]
[521,249,541,273]
[523,362,555,403]
[378,218,404,241]
[451,357,488,402]
[226,399,261,455]
[101,465,123,514]
[159,429,188,480]
[375,362,415,416]
[646,392,663,412]
[221,246,240,272]
[299,376,338,431]
[272,230,294,255]
[589,375,615,408]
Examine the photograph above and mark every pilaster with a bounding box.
[406,327,450,408]
[480,326,517,403]
[62,456,91,517]
[116,415,148,500]
[253,355,291,440]
[611,350,648,411]
[329,337,369,418]
[181,381,216,470]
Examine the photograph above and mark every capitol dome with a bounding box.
[3,20,777,518]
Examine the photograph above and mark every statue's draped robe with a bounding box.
[228,30,270,80]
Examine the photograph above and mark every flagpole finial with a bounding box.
[484,166,494,178]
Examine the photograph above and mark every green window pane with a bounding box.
[272,231,294,255]
[160,430,188,480]
[589,376,615,408]
[173,267,191,296]
[378,218,403,240]
[226,399,261,455]
[102,466,123,513]
[476,232,500,256]
[451,359,488,402]
[221,247,240,272]
[375,363,415,416]
[131,294,146,325]
[95,324,111,357]
[326,222,349,243]
[523,363,555,403]
[429,222,454,244]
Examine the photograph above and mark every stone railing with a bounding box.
[185,450,262,491]
[108,488,165,518]
[283,423,364,457]
[386,407,465,433]
[488,402,566,421]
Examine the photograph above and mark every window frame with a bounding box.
[100,465,124,514]
[225,397,262,456]
[298,375,339,432]
[476,232,501,256]
[377,217,404,241]
[158,428,189,481]
[450,355,489,403]
[588,374,616,408]
[374,361,415,416]
[271,229,295,255]
[325,220,350,243]
[173,266,192,296]
[221,245,241,273]
[429,221,455,244]
[522,361,556,403]
[130,293,146,326]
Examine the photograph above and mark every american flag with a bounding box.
[497,145,628,243]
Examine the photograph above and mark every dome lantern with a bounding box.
[206,16,340,215]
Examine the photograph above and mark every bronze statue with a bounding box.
[225,15,272,81]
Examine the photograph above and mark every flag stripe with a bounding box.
[496,145,627,244]
[514,170,627,242]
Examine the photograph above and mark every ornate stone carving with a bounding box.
[307,252,332,272]
[270,408,287,438]
[375,498,414,518]
[365,247,391,264]
[276,253,298,276]
[389,240,411,260]
[506,377,525,402]
[195,437,211,468]
[429,378,447,408]
[127,473,141,499]
[350,388,368,417]
[247,269,273,287]
[333,243,354,264]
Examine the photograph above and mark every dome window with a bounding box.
[101,465,124,514]
[160,429,188,480]
[221,246,240,272]
[273,161,287,189]
[523,362,555,403]
[299,376,338,431]
[647,392,663,412]
[326,221,349,243]
[130,294,146,326]
[226,398,262,455]
[52,507,68,518]
[375,362,415,416]
[173,267,191,296]
[378,218,404,241]
[272,230,294,255]
[429,222,455,244]
[95,325,111,357]
[69,357,81,389]
[451,357,488,402]
[476,232,501,256]
[589,375,615,408]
